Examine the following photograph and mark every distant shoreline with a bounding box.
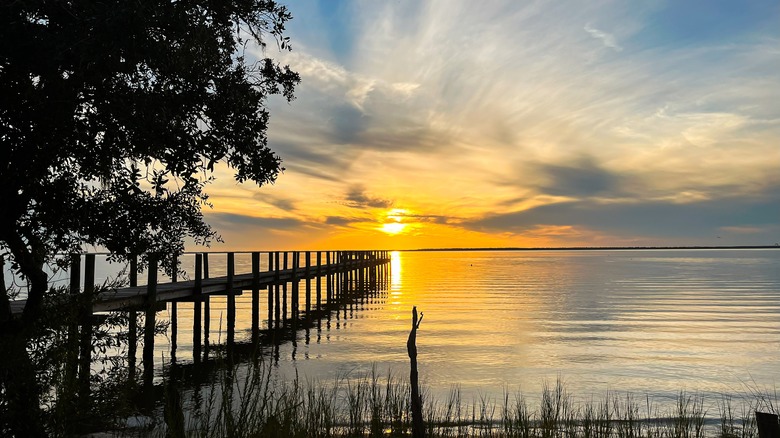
[403,245,780,252]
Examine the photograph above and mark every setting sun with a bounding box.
[381,222,407,235]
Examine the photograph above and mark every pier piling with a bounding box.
[77,254,95,411]
[274,252,281,328]
[305,251,311,315]
[251,252,260,343]
[203,253,210,353]
[170,254,178,361]
[142,256,158,389]
[128,255,138,379]
[193,254,202,361]
[226,252,235,350]
[267,252,274,329]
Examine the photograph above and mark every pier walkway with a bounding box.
[9,250,390,315]
[6,250,392,397]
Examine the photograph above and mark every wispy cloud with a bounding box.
[584,24,623,51]
[199,0,780,249]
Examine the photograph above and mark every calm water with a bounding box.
[10,249,780,405]
[145,249,780,406]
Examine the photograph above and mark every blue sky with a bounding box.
[204,0,780,250]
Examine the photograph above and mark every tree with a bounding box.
[0,1,299,434]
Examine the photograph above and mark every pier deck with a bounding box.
[5,249,391,404]
[8,250,390,316]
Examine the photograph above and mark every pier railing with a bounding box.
[7,250,392,403]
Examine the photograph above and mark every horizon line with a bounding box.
[401,245,780,252]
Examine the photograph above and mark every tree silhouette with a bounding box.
[0,1,299,434]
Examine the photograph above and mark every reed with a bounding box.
[115,365,773,438]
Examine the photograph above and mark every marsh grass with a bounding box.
[119,361,775,438]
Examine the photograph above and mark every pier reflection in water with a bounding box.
[137,251,392,366]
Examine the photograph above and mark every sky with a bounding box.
[201,0,780,251]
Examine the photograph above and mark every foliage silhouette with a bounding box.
[0,1,299,434]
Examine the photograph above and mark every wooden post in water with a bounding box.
[291,252,299,320]
[143,256,158,389]
[375,251,379,288]
[226,252,235,349]
[381,251,390,288]
[359,251,365,292]
[316,252,322,311]
[128,255,138,380]
[362,251,367,293]
[274,251,282,328]
[193,254,202,361]
[326,251,332,304]
[267,252,274,329]
[347,253,353,299]
[251,251,260,343]
[407,306,425,438]
[170,254,178,361]
[305,251,311,315]
[334,251,339,302]
[78,254,95,411]
[61,254,80,426]
[346,252,351,298]
[336,251,342,302]
[203,253,210,351]
[377,251,382,288]
[368,251,372,295]
[65,255,80,398]
[282,252,288,322]
[756,411,780,438]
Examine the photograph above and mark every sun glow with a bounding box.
[381,222,407,234]
[387,208,408,222]
[379,208,410,235]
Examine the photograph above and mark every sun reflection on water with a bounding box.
[390,250,402,293]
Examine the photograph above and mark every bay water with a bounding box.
[156,249,779,407]
[11,249,780,411]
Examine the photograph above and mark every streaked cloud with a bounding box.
[584,24,623,52]
[196,0,780,250]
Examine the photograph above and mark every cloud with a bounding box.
[584,24,623,52]
[267,140,350,182]
[718,226,766,234]
[464,190,780,243]
[324,216,357,227]
[344,185,393,209]
[537,156,624,198]
[395,213,452,225]
[251,192,297,212]
[208,213,306,231]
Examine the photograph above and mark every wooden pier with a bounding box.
[7,250,391,401]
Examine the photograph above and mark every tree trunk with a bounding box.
[0,238,48,437]
[407,306,425,438]
[0,329,46,437]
